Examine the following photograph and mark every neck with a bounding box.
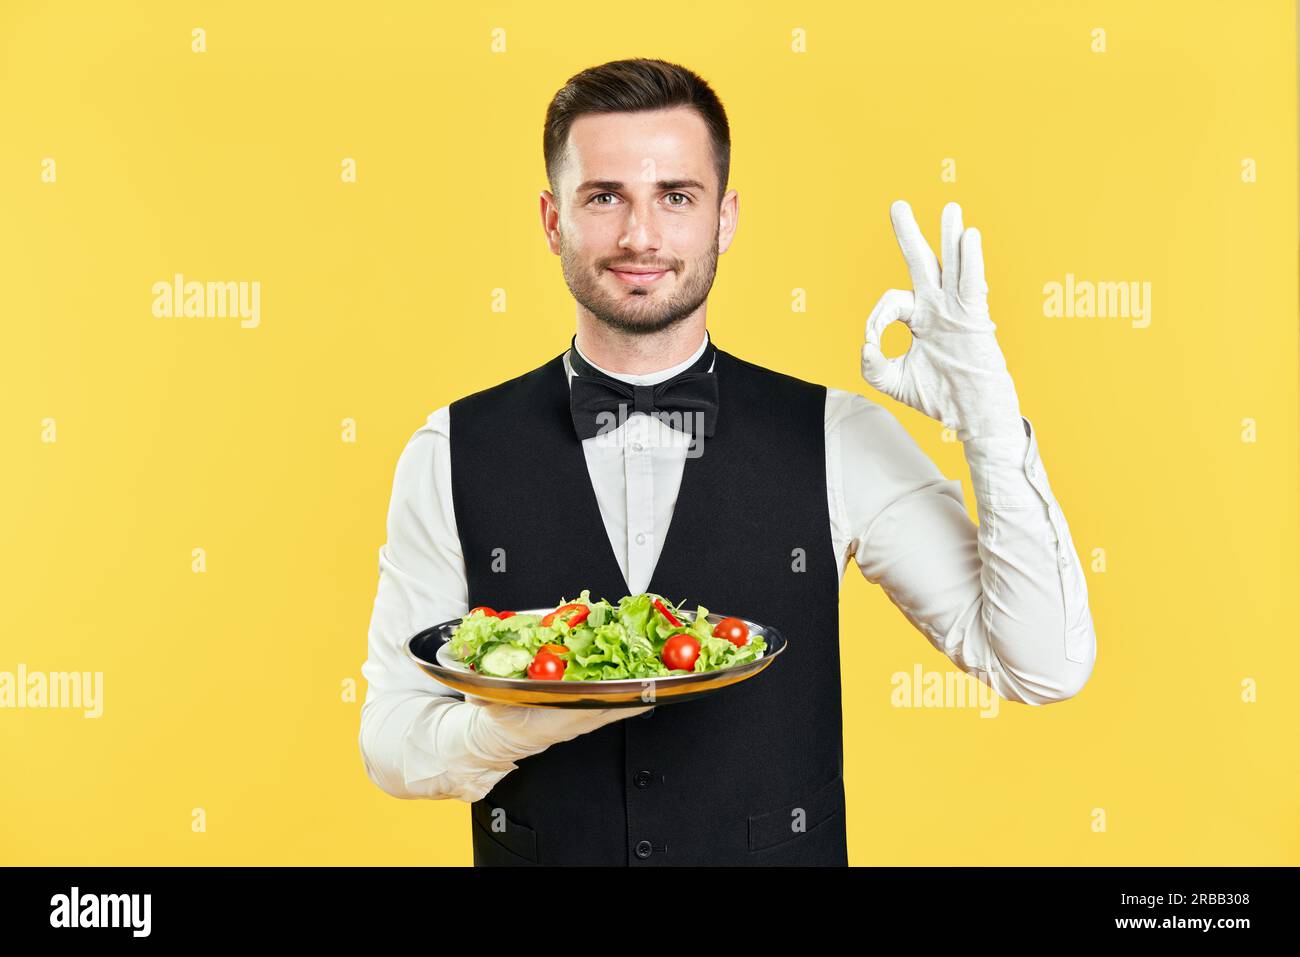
[573,314,708,375]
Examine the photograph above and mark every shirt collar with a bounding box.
[564,330,713,387]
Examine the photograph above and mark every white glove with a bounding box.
[466,693,654,767]
[861,200,1026,443]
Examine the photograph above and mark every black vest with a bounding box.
[448,345,847,865]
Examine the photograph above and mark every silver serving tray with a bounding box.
[405,607,786,708]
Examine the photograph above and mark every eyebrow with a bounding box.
[574,179,709,194]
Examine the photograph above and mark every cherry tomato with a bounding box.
[527,650,566,680]
[662,633,701,671]
[496,610,517,619]
[541,603,590,628]
[468,606,498,618]
[713,617,749,648]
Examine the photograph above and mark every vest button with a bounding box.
[633,769,654,788]
[635,840,653,859]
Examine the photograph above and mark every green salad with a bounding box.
[447,591,765,680]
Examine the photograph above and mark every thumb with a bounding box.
[860,340,898,394]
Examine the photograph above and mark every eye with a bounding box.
[665,192,692,207]
[590,192,618,206]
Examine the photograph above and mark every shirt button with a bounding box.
[635,840,653,859]
[1058,551,1069,568]
[633,770,654,788]
[636,532,647,545]
[632,441,644,452]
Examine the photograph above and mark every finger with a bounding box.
[958,226,988,304]
[861,289,914,392]
[941,202,963,296]
[865,287,915,342]
[890,199,940,291]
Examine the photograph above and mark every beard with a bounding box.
[558,232,719,336]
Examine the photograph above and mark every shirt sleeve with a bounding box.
[828,390,1097,703]
[357,405,519,802]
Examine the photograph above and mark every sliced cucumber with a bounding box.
[478,643,535,678]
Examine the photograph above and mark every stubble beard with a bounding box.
[559,232,719,337]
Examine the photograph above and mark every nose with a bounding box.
[617,201,662,255]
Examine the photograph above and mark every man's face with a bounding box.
[541,106,738,335]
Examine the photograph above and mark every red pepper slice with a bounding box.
[653,598,682,628]
[541,603,590,628]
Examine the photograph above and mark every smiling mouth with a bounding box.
[609,267,670,286]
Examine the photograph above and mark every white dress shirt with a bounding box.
[359,331,1097,803]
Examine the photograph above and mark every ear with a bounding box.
[539,189,562,255]
[717,188,739,255]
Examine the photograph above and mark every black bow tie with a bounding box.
[567,336,719,442]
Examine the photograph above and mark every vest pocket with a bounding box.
[747,773,845,853]
[471,801,539,864]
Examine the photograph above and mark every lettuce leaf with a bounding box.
[445,592,765,681]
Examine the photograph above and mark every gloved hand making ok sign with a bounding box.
[861,201,1026,443]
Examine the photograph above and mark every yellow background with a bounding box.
[1,0,1296,865]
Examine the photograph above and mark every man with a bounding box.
[358,58,1096,866]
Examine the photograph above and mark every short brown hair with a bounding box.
[543,58,731,202]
